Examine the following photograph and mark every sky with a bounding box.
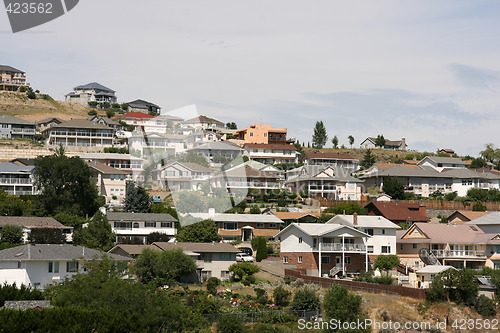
[2,0,500,155]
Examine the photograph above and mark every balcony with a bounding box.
[225,181,281,189]
[4,190,33,195]
[11,128,35,134]
[315,243,366,252]
[431,249,486,258]
[308,185,337,191]
[0,178,32,185]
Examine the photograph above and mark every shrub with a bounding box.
[290,288,320,311]
[87,110,97,116]
[229,262,260,280]
[323,283,368,331]
[253,323,286,333]
[88,101,98,107]
[254,287,266,298]
[272,286,291,307]
[0,283,44,306]
[290,278,304,288]
[206,277,220,295]
[475,295,496,317]
[242,275,256,286]
[256,238,268,262]
[249,205,261,214]
[216,315,244,333]
[373,273,394,285]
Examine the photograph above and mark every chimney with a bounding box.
[401,138,406,150]
[208,208,216,216]
[353,213,358,225]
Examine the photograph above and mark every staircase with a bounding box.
[329,264,343,276]
[419,248,442,266]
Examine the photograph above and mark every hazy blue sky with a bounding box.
[2,0,500,155]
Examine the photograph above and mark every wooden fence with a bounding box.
[314,198,500,211]
[285,269,427,300]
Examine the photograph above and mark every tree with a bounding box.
[382,176,404,200]
[120,103,129,111]
[248,205,261,214]
[273,286,292,307]
[72,211,115,251]
[444,191,458,201]
[324,202,367,215]
[360,149,377,170]
[135,248,197,285]
[87,110,97,116]
[312,121,328,149]
[105,109,115,118]
[255,237,268,262]
[480,143,499,163]
[228,262,260,280]
[470,158,487,169]
[124,182,151,213]
[0,225,23,244]
[28,228,66,244]
[373,254,400,271]
[175,219,222,243]
[375,134,386,148]
[34,147,100,217]
[226,122,237,130]
[472,202,487,211]
[323,283,369,332]
[53,213,87,229]
[348,135,355,148]
[146,232,172,244]
[331,135,339,149]
[290,287,320,311]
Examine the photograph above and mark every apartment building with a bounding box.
[243,143,298,164]
[233,124,289,144]
[107,212,177,244]
[42,119,114,148]
[0,65,28,91]
[0,115,36,140]
[65,82,117,106]
[0,162,36,195]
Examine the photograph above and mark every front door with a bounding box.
[242,229,253,242]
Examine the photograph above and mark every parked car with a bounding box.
[236,253,254,262]
[152,195,162,203]
[238,247,253,256]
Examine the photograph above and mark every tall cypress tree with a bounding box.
[312,121,328,149]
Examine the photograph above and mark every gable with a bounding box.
[402,225,428,239]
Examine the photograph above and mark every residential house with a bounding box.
[107,212,177,244]
[42,119,114,149]
[233,124,289,144]
[87,115,121,131]
[80,153,145,183]
[192,141,243,163]
[364,201,429,225]
[153,161,212,191]
[186,130,222,149]
[417,156,467,172]
[181,115,225,133]
[160,114,184,125]
[273,212,321,226]
[86,161,129,204]
[0,216,73,243]
[0,65,28,91]
[0,244,130,289]
[154,242,240,281]
[119,112,167,134]
[370,193,392,202]
[108,244,158,259]
[209,162,283,195]
[326,214,399,258]
[128,132,185,157]
[286,165,363,200]
[243,143,298,164]
[359,137,407,150]
[447,211,491,225]
[0,115,36,140]
[415,265,456,289]
[0,162,36,195]
[126,99,161,115]
[466,212,500,233]
[189,211,284,242]
[35,117,63,132]
[396,223,500,270]
[302,151,360,172]
[438,148,456,156]
[275,223,371,277]
[359,163,500,197]
[65,82,117,106]
[9,158,35,167]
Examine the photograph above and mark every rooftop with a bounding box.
[189,213,283,223]
[43,119,113,131]
[304,151,357,160]
[0,244,130,261]
[0,65,24,73]
[183,115,224,125]
[107,212,177,222]
[0,115,35,126]
[0,216,69,229]
[153,242,241,253]
[74,82,115,92]
[365,201,429,222]
[327,215,400,229]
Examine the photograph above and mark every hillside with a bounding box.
[0,91,91,122]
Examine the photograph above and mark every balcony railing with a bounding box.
[4,190,33,195]
[11,128,35,134]
[309,185,337,191]
[225,181,280,188]
[316,243,366,252]
[431,249,486,258]
[0,178,32,184]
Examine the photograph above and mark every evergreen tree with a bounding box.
[360,149,377,170]
[375,134,386,148]
[382,176,405,200]
[175,219,222,243]
[0,225,23,244]
[124,182,151,213]
[348,135,355,148]
[312,121,327,149]
[28,228,66,244]
[73,211,115,251]
[331,135,339,149]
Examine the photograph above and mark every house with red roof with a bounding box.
[365,201,429,225]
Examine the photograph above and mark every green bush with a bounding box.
[206,277,220,295]
[272,286,291,307]
[229,262,260,280]
[475,295,496,317]
[0,283,44,307]
[256,238,268,262]
[217,315,244,333]
[254,287,266,298]
[87,110,97,116]
[323,283,369,332]
[290,288,320,311]
[241,275,256,286]
[373,272,394,285]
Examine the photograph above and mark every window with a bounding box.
[17,261,22,269]
[344,256,351,265]
[145,222,156,228]
[223,222,237,230]
[66,261,79,273]
[382,229,385,235]
[256,223,264,228]
[298,237,303,243]
[283,256,289,263]
[201,271,212,280]
[133,222,139,228]
[364,228,374,236]
[321,256,330,264]
[367,246,374,253]
[161,222,172,228]
[250,133,254,137]
[269,223,277,228]
[48,262,59,273]
[219,253,231,260]
[400,243,403,250]
[221,271,231,279]
[413,244,417,249]
[264,133,267,137]
[298,256,302,263]
[381,246,391,254]
[202,253,212,263]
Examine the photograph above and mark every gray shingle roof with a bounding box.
[465,212,500,225]
[192,141,243,151]
[153,242,241,253]
[0,115,35,126]
[287,165,361,183]
[0,162,34,173]
[0,244,131,261]
[421,156,466,165]
[0,216,68,229]
[189,213,283,223]
[127,99,160,109]
[107,212,177,222]
[43,119,113,131]
[74,82,115,92]
[0,65,24,73]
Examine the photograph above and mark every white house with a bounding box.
[0,216,73,243]
[65,82,117,106]
[275,223,371,277]
[107,212,177,244]
[153,161,213,191]
[417,156,467,172]
[243,143,298,164]
[128,132,185,157]
[119,112,168,134]
[326,214,399,256]
[359,137,407,150]
[0,162,37,196]
[0,244,131,289]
